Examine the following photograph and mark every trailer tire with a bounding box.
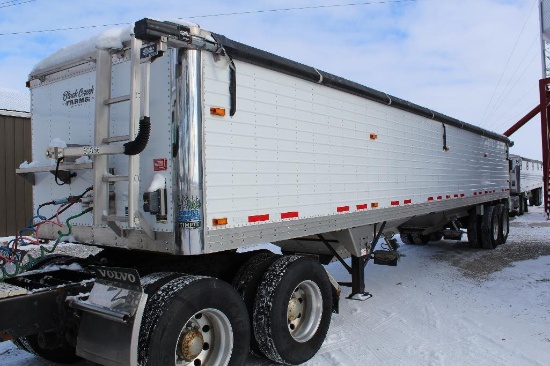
[518,194,524,216]
[399,233,413,245]
[481,205,500,249]
[410,233,429,245]
[253,255,332,365]
[467,211,482,248]
[12,254,81,363]
[139,275,250,366]
[232,252,280,356]
[496,204,509,245]
[429,232,443,242]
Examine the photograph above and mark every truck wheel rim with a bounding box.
[175,308,233,366]
[287,280,323,343]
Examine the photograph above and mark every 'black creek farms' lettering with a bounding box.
[63,86,94,106]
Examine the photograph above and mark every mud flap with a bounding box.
[69,266,147,366]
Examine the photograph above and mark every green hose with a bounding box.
[0,207,93,281]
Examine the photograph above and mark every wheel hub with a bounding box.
[180,329,204,361]
[287,296,304,322]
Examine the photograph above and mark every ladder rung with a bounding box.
[102,175,129,182]
[103,135,130,144]
[103,215,129,223]
[105,95,130,105]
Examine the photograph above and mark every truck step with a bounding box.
[102,175,129,182]
[0,282,28,299]
[102,135,130,144]
[104,95,130,105]
[103,215,129,223]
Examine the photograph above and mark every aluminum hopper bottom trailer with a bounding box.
[0,18,511,366]
[509,154,544,216]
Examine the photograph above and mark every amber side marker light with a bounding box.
[212,218,228,226]
[370,133,378,140]
[371,202,379,208]
[210,107,226,116]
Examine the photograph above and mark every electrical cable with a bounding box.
[0,0,418,36]
[480,0,538,126]
[0,0,35,9]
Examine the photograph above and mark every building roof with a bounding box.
[0,88,30,117]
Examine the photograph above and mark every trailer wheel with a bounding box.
[496,204,509,245]
[253,255,332,365]
[536,188,543,206]
[467,211,483,248]
[399,234,413,245]
[12,254,81,363]
[429,232,443,242]
[232,252,280,356]
[139,275,249,366]
[481,205,500,249]
[410,233,429,245]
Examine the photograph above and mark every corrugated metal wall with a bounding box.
[0,114,32,237]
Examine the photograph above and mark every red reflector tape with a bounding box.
[281,211,299,219]
[460,193,465,197]
[248,214,269,223]
[474,192,477,196]
[454,194,458,198]
[404,199,412,204]
[391,201,399,206]
[337,206,350,212]
[428,197,434,201]
[437,196,442,200]
[356,204,368,210]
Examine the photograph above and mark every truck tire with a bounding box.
[410,233,429,245]
[467,211,482,248]
[13,254,81,363]
[232,252,280,356]
[138,274,250,366]
[496,204,509,245]
[481,205,500,249]
[253,255,332,365]
[399,233,413,245]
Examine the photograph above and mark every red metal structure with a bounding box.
[504,78,550,218]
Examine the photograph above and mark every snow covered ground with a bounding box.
[1,207,549,365]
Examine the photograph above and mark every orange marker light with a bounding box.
[210,107,226,116]
[371,202,379,208]
[212,218,228,226]
[370,133,378,140]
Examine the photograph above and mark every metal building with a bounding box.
[0,89,32,237]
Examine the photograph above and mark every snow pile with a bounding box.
[31,25,133,75]
[18,160,39,169]
[75,156,92,164]
[147,173,166,192]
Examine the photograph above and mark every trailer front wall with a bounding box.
[202,55,508,250]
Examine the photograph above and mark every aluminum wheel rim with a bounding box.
[175,308,233,366]
[493,217,500,241]
[287,280,323,343]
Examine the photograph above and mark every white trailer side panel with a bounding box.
[519,159,543,193]
[201,55,508,250]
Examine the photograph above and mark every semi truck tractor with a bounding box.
[0,19,511,365]
[508,154,543,215]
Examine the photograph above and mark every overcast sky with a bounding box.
[0,0,543,159]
